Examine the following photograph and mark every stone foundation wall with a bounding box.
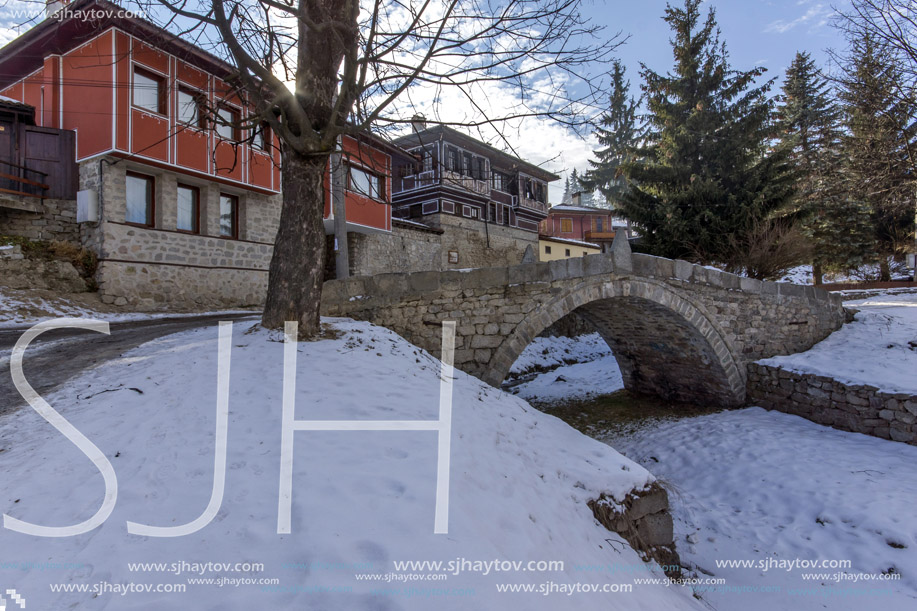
[95,260,266,308]
[0,199,79,243]
[747,363,917,445]
[80,158,280,309]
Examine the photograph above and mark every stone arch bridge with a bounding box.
[321,240,844,407]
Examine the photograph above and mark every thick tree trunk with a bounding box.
[813,261,823,285]
[262,150,328,338]
[879,257,891,282]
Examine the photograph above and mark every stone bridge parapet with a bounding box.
[321,241,844,407]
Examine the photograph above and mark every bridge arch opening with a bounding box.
[487,278,746,407]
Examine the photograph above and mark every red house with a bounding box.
[540,200,631,254]
[0,0,397,308]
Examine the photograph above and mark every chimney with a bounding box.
[571,191,582,206]
[411,113,427,132]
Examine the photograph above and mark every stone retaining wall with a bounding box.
[0,198,79,243]
[747,363,917,444]
[423,213,538,269]
[590,483,680,577]
[0,257,88,293]
[346,221,443,277]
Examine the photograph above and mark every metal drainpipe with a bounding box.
[331,140,349,279]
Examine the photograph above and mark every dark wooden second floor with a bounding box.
[391,124,557,217]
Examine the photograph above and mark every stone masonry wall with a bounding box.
[347,221,443,276]
[322,251,845,403]
[747,363,917,445]
[81,158,280,309]
[423,213,538,270]
[0,198,79,243]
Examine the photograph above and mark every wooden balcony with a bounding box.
[584,230,617,241]
[443,170,490,197]
[399,170,437,192]
[517,195,547,214]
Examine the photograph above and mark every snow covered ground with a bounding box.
[0,287,257,328]
[760,292,917,394]
[605,408,917,611]
[505,289,917,610]
[506,333,624,404]
[0,318,698,610]
[778,260,913,284]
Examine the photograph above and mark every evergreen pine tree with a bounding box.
[569,169,582,198]
[581,60,640,211]
[618,0,796,269]
[838,34,917,281]
[778,51,873,283]
[560,175,572,205]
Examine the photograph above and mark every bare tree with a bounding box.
[835,0,917,86]
[128,0,621,337]
[833,0,917,176]
[833,1,917,277]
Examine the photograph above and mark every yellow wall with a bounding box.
[538,238,600,261]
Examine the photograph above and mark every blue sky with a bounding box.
[0,0,855,203]
[584,0,849,91]
[533,0,853,201]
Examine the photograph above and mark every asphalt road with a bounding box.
[0,313,257,417]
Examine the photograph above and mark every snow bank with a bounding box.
[0,319,698,610]
[0,287,254,328]
[758,292,917,394]
[606,407,917,611]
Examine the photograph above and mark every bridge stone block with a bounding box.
[408,270,441,293]
[439,270,467,291]
[718,271,741,290]
[611,230,633,274]
[778,282,805,298]
[739,277,762,294]
[464,267,508,289]
[506,263,537,285]
[631,254,657,277]
[548,258,570,281]
[654,257,674,280]
[372,273,410,297]
[566,256,585,278]
[674,260,694,281]
[583,253,615,277]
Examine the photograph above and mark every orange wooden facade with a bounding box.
[0,27,279,194]
[324,135,393,233]
[0,19,395,233]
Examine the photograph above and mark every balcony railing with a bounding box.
[399,170,437,193]
[0,160,49,198]
[443,170,490,197]
[584,230,617,241]
[517,195,547,214]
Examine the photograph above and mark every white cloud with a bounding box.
[386,72,601,205]
[765,2,833,34]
